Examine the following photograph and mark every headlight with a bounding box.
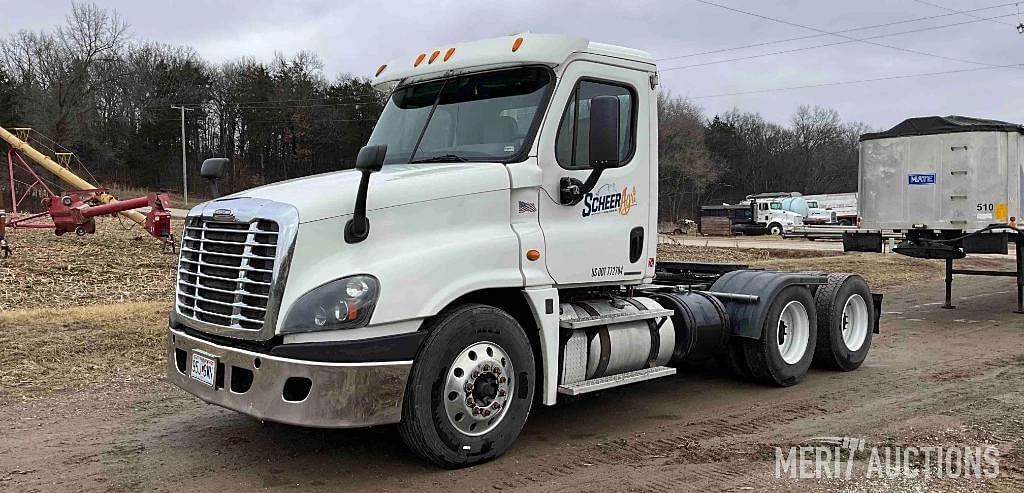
[281,275,379,334]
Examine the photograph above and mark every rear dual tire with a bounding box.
[813,274,874,371]
[741,285,817,386]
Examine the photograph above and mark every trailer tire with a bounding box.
[398,303,535,468]
[813,274,873,371]
[768,223,783,236]
[742,285,817,386]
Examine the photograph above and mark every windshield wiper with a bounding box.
[410,154,469,163]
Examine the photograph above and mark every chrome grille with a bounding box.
[177,217,280,331]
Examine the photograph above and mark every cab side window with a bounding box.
[555,80,635,169]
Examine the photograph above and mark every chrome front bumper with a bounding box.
[167,328,411,428]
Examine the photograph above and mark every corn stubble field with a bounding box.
[0,218,947,403]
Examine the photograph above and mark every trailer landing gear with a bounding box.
[941,235,1024,314]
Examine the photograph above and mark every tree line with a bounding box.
[1,3,869,219]
[0,3,384,200]
[658,94,869,221]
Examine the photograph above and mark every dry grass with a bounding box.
[751,253,945,289]
[657,244,842,264]
[0,301,170,402]
[0,217,178,311]
[656,244,949,289]
[104,183,204,210]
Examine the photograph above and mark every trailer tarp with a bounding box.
[859,115,1024,141]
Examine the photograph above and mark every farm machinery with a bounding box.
[0,125,176,255]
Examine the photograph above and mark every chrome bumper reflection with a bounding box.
[167,328,411,428]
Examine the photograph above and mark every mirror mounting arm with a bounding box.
[559,168,605,206]
[344,171,373,243]
[344,144,387,244]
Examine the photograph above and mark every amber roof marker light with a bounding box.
[428,50,441,64]
[512,36,524,52]
[375,64,387,77]
[444,47,456,61]
[414,53,426,67]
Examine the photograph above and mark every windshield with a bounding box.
[367,67,552,164]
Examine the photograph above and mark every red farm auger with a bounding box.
[0,125,176,256]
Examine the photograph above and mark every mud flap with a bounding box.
[871,293,883,334]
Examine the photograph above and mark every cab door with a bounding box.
[535,61,651,285]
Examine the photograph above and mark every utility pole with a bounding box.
[170,105,195,204]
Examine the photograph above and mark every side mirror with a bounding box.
[355,144,387,172]
[587,95,620,169]
[559,95,621,205]
[345,144,387,244]
[200,158,230,199]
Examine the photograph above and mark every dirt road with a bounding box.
[3,275,1024,491]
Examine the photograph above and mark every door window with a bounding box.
[554,80,636,169]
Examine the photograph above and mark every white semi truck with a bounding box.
[167,34,880,467]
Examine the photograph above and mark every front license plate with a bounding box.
[189,352,217,387]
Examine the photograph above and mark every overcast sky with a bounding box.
[2,0,1023,129]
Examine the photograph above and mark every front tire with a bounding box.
[398,303,535,468]
[768,223,783,235]
[742,286,817,386]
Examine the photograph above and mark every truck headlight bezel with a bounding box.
[280,275,380,334]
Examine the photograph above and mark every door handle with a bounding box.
[629,227,644,263]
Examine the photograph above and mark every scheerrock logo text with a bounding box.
[581,184,637,218]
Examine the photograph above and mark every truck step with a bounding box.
[559,308,674,329]
[557,366,677,396]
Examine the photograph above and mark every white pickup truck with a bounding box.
[167,34,880,467]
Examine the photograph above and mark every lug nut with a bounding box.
[493,367,501,375]
[499,376,507,384]
[498,389,507,397]
[491,402,501,410]
[482,409,491,417]
[466,397,475,407]
[481,364,490,373]
[472,370,480,378]
[464,381,474,393]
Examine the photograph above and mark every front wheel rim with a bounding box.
[443,341,514,437]
[841,294,869,351]
[777,300,810,364]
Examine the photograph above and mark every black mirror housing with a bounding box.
[355,144,387,172]
[200,158,230,198]
[588,95,620,169]
[201,158,230,180]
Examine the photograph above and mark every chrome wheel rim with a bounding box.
[777,300,810,365]
[841,294,869,351]
[443,341,514,436]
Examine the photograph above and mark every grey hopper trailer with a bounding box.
[846,116,1023,313]
[858,115,1021,232]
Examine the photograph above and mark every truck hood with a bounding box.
[210,162,511,223]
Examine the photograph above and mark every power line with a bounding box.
[661,13,1020,71]
[688,63,1020,99]
[657,1,1021,61]
[147,98,384,111]
[909,0,1014,27]
[689,0,1023,71]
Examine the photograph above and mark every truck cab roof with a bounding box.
[372,33,654,87]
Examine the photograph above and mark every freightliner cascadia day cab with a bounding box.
[168,34,881,467]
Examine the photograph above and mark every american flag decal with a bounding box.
[518,201,537,213]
